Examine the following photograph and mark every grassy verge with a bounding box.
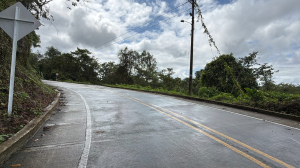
[105,84,300,117]
[0,64,56,144]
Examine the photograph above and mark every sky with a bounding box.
[32,0,300,84]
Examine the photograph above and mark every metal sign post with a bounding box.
[0,2,41,115]
[7,6,20,116]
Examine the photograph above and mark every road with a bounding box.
[2,81,300,168]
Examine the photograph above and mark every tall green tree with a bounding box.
[134,50,158,86]
[118,47,138,78]
[200,52,277,94]
[200,53,255,94]
[71,48,100,83]
[159,68,175,90]
[45,46,61,59]
[99,61,118,84]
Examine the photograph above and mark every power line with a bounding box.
[96,1,190,48]
[98,7,192,50]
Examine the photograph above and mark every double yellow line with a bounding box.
[114,92,294,168]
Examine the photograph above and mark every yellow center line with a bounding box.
[115,93,271,168]
[120,93,294,168]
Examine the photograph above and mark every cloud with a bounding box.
[68,8,118,48]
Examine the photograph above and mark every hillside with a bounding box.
[0,22,56,144]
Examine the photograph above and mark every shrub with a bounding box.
[198,87,219,98]
[281,95,300,115]
[210,92,236,102]
[245,88,264,102]
[144,86,152,91]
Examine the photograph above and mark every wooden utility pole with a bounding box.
[189,0,195,95]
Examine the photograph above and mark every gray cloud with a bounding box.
[68,8,118,48]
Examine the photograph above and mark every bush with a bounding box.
[210,92,237,102]
[281,95,300,115]
[245,88,264,102]
[144,86,152,91]
[198,87,219,98]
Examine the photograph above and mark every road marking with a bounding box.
[290,138,300,146]
[118,93,295,168]
[66,88,92,168]
[116,93,271,168]
[194,104,300,131]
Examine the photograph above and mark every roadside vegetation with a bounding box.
[35,46,300,117]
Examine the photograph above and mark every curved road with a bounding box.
[2,81,300,168]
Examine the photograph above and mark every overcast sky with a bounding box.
[33,0,300,84]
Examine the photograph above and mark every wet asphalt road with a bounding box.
[2,80,300,168]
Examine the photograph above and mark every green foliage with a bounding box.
[38,47,101,84]
[200,53,248,94]
[210,92,237,103]
[244,88,264,102]
[198,87,219,98]
[200,52,277,96]
[0,134,12,144]
[158,68,176,91]
[45,46,61,59]
[281,95,300,115]
[99,61,118,84]
[268,83,300,94]
[134,50,158,86]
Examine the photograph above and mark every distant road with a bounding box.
[2,81,300,168]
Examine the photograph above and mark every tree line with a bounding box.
[32,46,298,96]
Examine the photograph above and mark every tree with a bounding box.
[71,48,100,83]
[159,68,175,90]
[45,46,61,59]
[237,52,278,91]
[200,53,245,94]
[38,47,101,83]
[99,61,118,84]
[200,52,277,94]
[134,50,158,86]
[118,47,138,78]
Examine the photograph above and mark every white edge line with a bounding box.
[290,138,300,145]
[66,88,92,168]
[200,104,300,131]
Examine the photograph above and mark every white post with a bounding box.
[7,6,20,116]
